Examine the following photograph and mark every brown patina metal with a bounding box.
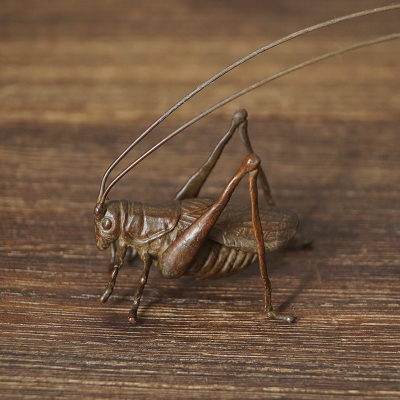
[93,6,399,323]
[95,110,299,323]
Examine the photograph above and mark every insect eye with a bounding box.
[102,218,112,230]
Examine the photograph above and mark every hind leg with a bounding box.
[248,170,296,322]
[239,116,311,249]
[238,117,276,206]
[160,153,261,279]
[175,109,275,205]
[174,109,247,200]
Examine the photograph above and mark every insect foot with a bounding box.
[266,310,297,323]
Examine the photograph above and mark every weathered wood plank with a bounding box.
[1,1,399,399]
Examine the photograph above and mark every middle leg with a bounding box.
[128,253,152,323]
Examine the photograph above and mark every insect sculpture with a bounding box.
[94,5,400,323]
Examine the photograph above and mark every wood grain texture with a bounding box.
[1,1,399,399]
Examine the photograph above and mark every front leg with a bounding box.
[107,242,116,271]
[100,242,127,303]
[108,243,138,271]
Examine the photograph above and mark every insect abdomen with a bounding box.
[184,240,257,280]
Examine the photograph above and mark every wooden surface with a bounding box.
[1,1,399,399]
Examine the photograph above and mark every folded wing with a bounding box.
[180,198,298,253]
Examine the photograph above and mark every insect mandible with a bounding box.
[94,5,400,324]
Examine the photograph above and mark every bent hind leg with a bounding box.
[174,109,248,201]
[248,170,296,323]
[160,153,261,279]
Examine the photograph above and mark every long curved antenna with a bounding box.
[96,32,400,208]
[97,4,400,201]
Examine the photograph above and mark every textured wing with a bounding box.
[210,205,298,253]
[180,198,298,253]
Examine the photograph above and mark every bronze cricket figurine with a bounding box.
[94,5,400,324]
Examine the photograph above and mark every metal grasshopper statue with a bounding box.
[94,5,399,323]
[95,109,300,323]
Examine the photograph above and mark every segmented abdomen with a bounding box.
[184,240,257,280]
